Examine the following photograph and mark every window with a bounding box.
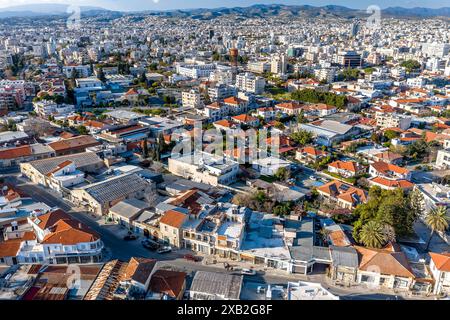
[361,275,374,283]
[90,243,96,249]
[173,229,176,235]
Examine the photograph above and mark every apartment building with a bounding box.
[235,72,266,94]
[168,152,239,186]
[182,89,202,108]
[375,112,412,130]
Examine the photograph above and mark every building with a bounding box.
[182,89,202,108]
[0,144,55,168]
[375,112,412,130]
[271,55,287,75]
[299,120,361,147]
[33,100,75,117]
[338,51,362,68]
[316,180,368,210]
[20,152,104,188]
[70,173,154,216]
[48,135,100,156]
[168,152,239,186]
[436,148,450,170]
[223,96,249,115]
[275,101,303,116]
[247,61,271,74]
[368,161,411,181]
[207,84,236,101]
[108,199,150,230]
[231,114,260,127]
[0,209,103,266]
[148,269,186,300]
[235,72,266,94]
[176,63,216,79]
[189,271,243,300]
[287,281,339,300]
[327,161,365,178]
[252,156,292,176]
[159,209,188,247]
[295,147,329,165]
[46,160,86,192]
[429,252,450,295]
[354,245,415,291]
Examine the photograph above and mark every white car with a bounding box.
[157,246,172,254]
[241,268,256,275]
[309,175,317,181]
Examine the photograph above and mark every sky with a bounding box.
[0,0,447,11]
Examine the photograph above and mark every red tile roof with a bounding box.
[429,252,450,272]
[150,269,186,298]
[159,210,187,229]
[0,145,32,159]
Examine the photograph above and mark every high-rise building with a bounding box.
[271,54,287,75]
[338,51,362,68]
[235,72,266,95]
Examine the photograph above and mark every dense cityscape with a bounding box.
[0,1,449,303]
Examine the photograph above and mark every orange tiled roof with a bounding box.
[429,252,450,272]
[370,161,409,175]
[42,218,100,245]
[354,245,415,278]
[275,101,302,110]
[49,135,99,152]
[232,114,258,123]
[370,177,414,189]
[150,269,186,298]
[297,146,328,157]
[159,210,187,229]
[317,180,367,206]
[0,145,32,160]
[214,119,234,128]
[328,160,360,173]
[0,239,21,258]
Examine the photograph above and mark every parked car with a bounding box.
[241,268,256,275]
[157,246,172,254]
[183,254,200,262]
[142,239,159,251]
[123,234,137,241]
[309,175,317,181]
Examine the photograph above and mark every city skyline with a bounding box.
[0,0,448,11]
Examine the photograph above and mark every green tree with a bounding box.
[76,125,88,135]
[384,130,399,140]
[290,129,313,146]
[425,206,449,251]
[275,167,290,181]
[359,220,388,248]
[408,188,425,220]
[400,60,421,72]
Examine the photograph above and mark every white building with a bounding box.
[271,55,287,75]
[375,112,412,130]
[168,152,239,186]
[176,63,216,79]
[429,252,450,295]
[33,100,75,117]
[287,281,339,300]
[182,89,202,108]
[235,72,266,94]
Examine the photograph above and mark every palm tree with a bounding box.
[425,206,449,251]
[359,221,388,249]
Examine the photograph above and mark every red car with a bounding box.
[183,254,200,262]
